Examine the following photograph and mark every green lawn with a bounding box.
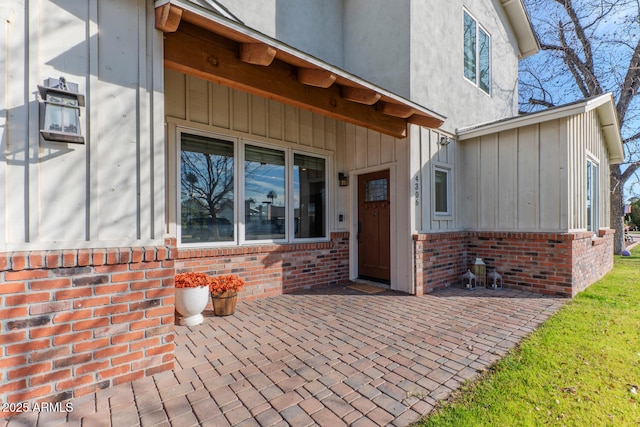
[417,246,640,427]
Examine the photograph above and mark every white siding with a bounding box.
[567,110,611,230]
[164,71,415,293]
[411,127,457,232]
[164,70,342,237]
[1,0,164,251]
[460,119,569,232]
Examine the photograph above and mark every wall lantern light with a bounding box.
[338,172,349,187]
[438,136,453,146]
[38,77,85,144]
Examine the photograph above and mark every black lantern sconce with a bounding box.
[338,172,349,187]
[38,77,85,144]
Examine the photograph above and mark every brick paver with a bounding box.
[2,285,565,426]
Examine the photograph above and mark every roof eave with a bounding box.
[155,0,446,137]
[501,0,540,59]
[458,94,625,164]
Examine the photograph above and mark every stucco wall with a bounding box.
[409,0,521,132]
[0,0,165,252]
[204,0,524,134]
[211,0,345,67]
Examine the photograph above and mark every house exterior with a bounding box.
[0,0,623,411]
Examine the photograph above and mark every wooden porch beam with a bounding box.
[155,3,183,33]
[297,68,337,88]
[378,101,415,118]
[240,43,277,66]
[341,86,381,105]
[408,114,445,129]
[164,24,408,138]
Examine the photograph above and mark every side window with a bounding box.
[463,10,491,94]
[294,154,326,239]
[586,159,599,233]
[434,167,451,215]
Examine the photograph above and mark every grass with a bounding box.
[417,246,640,427]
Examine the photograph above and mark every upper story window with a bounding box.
[464,10,491,94]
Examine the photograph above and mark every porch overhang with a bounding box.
[155,1,446,139]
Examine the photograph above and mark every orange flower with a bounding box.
[174,272,210,289]
[209,274,245,294]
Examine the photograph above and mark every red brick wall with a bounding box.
[176,232,350,300]
[414,230,615,297]
[0,243,175,414]
[413,232,467,295]
[572,229,615,296]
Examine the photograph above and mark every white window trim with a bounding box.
[463,8,492,96]
[586,156,600,234]
[176,126,331,248]
[433,164,453,219]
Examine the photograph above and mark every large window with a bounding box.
[464,10,491,94]
[244,145,286,241]
[294,154,326,239]
[434,167,450,215]
[178,130,328,245]
[180,134,235,244]
[587,159,599,232]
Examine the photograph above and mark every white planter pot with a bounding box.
[175,286,209,326]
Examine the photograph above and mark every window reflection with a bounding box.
[180,134,235,244]
[294,154,326,238]
[244,145,286,240]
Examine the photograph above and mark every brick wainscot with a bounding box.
[414,230,615,297]
[176,232,350,302]
[0,243,175,414]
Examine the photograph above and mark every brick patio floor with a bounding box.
[2,285,566,426]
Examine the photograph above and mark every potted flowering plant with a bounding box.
[174,272,211,326]
[209,274,245,316]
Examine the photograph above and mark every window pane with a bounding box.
[294,154,326,239]
[365,179,388,202]
[464,12,477,82]
[435,169,448,213]
[586,161,591,231]
[180,134,234,244]
[479,28,490,93]
[245,145,286,240]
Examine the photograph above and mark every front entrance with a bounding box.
[357,170,391,283]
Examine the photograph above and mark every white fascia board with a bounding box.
[590,95,624,163]
[501,0,540,59]
[162,0,446,124]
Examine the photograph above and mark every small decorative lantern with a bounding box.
[38,77,85,144]
[473,257,486,288]
[338,172,349,187]
[487,270,503,290]
[461,269,477,290]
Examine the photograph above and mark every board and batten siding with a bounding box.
[164,69,343,237]
[461,110,612,233]
[409,126,457,232]
[567,109,611,231]
[164,70,418,293]
[461,120,570,232]
[1,0,165,252]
